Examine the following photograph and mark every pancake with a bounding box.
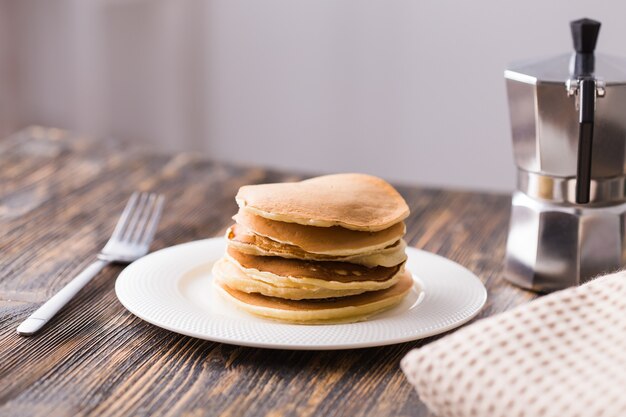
[213,257,382,299]
[236,173,410,232]
[220,247,404,297]
[233,210,405,256]
[226,224,408,267]
[214,270,415,324]
[227,246,403,284]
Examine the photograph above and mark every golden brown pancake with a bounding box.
[227,246,402,283]
[235,173,410,232]
[226,224,408,267]
[213,257,388,299]
[233,210,405,256]
[218,247,405,299]
[214,270,415,324]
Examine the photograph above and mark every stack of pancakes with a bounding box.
[213,173,413,324]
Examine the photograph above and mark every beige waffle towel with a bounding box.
[401,271,626,417]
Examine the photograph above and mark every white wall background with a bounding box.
[2,1,626,191]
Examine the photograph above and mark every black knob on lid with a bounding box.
[571,18,601,54]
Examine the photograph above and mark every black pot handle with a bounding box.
[571,18,601,204]
[575,79,595,204]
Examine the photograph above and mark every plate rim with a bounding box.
[115,238,487,350]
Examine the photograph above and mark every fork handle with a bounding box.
[16,259,109,336]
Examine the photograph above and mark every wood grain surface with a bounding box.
[0,127,536,417]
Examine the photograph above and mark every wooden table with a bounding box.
[0,127,536,417]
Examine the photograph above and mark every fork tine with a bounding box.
[121,192,150,242]
[138,195,165,247]
[110,192,140,240]
[130,193,157,244]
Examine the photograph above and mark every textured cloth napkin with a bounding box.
[401,271,626,417]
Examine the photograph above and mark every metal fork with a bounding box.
[16,192,165,336]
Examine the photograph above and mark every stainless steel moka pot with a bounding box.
[504,18,626,292]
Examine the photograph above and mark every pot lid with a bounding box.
[505,53,626,85]
[505,18,626,85]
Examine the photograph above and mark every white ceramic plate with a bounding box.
[115,238,487,350]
